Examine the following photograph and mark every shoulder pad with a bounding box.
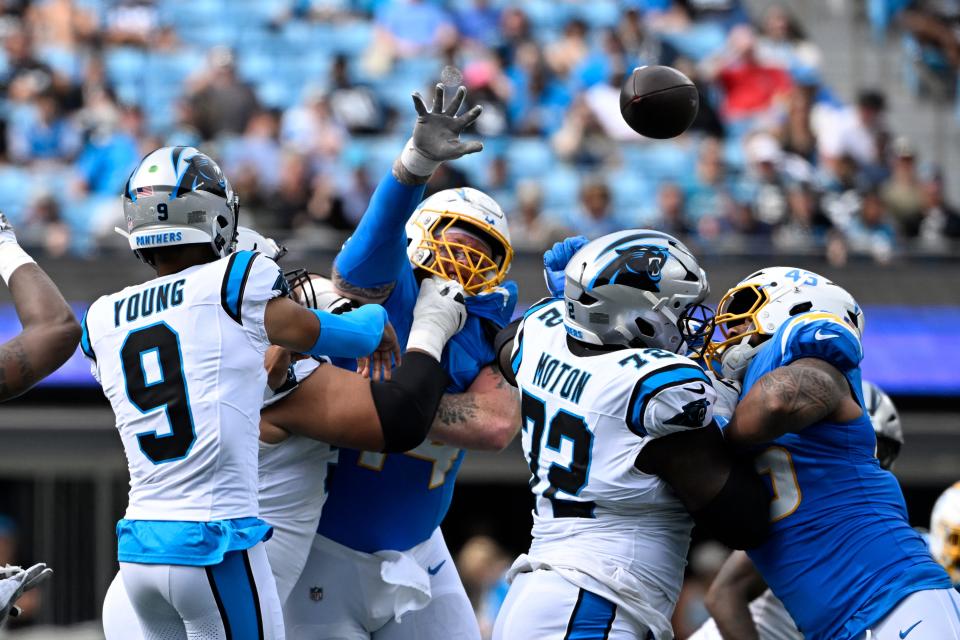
[778,311,862,372]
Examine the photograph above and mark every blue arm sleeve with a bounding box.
[333,172,427,289]
[306,305,388,359]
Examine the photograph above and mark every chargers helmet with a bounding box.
[406,187,513,295]
[285,270,356,315]
[930,482,960,584]
[703,267,865,375]
[122,146,239,265]
[862,380,903,470]
[562,230,711,352]
[235,226,287,261]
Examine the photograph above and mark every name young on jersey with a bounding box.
[113,279,185,327]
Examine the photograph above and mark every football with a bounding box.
[619,65,700,139]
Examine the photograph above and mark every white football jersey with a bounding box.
[511,299,717,615]
[81,250,287,522]
[259,357,338,604]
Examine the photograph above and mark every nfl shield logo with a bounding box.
[309,586,323,602]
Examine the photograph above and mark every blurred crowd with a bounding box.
[0,0,957,261]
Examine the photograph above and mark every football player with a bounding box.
[702,267,959,639]
[282,84,521,640]
[690,380,907,640]
[930,482,960,588]
[84,149,468,640]
[0,212,75,624]
[491,231,769,639]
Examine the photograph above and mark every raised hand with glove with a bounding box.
[406,276,468,361]
[395,83,484,183]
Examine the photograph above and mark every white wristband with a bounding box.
[399,137,440,178]
[406,325,444,362]
[0,243,35,285]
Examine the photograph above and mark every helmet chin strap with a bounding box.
[720,336,758,381]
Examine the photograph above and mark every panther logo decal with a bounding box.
[664,397,710,428]
[593,245,669,292]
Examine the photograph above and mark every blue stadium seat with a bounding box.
[540,165,579,209]
[522,0,571,32]
[257,80,299,109]
[573,1,620,29]
[0,168,30,223]
[609,168,656,211]
[657,23,727,62]
[328,22,374,55]
[505,139,553,179]
[105,47,147,86]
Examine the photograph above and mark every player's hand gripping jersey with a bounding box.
[81,250,286,562]
[509,297,716,637]
[739,311,951,639]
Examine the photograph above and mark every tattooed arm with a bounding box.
[428,364,521,451]
[0,263,80,401]
[724,358,862,444]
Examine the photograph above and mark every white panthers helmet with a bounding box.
[563,230,711,352]
[862,380,903,470]
[122,146,239,265]
[930,482,960,584]
[704,267,865,372]
[405,187,512,295]
[235,226,287,261]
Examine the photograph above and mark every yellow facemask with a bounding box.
[409,213,513,295]
[937,523,960,584]
[701,282,771,372]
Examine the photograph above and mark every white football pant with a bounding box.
[492,569,645,640]
[116,542,284,640]
[283,528,478,640]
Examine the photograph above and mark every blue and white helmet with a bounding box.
[863,380,903,470]
[122,146,239,264]
[563,230,710,352]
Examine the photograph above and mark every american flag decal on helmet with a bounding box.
[136,186,154,197]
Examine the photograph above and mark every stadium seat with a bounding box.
[573,1,621,29]
[657,23,727,62]
[0,167,30,223]
[504,139,554,179]
[540,165,580,209]
[105,47,147,86]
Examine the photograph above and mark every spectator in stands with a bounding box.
[497,6,533,63]
[569,178,619,237]
[652,182,695,238]
[908,169,960,247]
[509,180,569,251]
[187,47,260,140]
[230,110,283,195]
[506,41,571,136]
[455,0,501,48]
[821,153,867,229]
[776,83,818,163]
[1,31,57,104]
[754,4,822,72]
[899,1,960,83]
[365,0,455,75]
[681,137,737,223]
[816,89,889,178]
[881,136,925,233]
[25,0,96,55]
[327,54,386,135]
[73,104,140,196]
[103,0,161,47]
[463,57,512,138]
[260,151,315,230]
[552,96,619,168]
[338,164,376,229]
[845,187,896,263]
[545,18,590,79]
[19,193,72,258]
[702,25,793,123]
[8,91,80,162]
[425,162,471,198]
[743,132,792,226]
[674,58,726,138]
[772,180,834,251]
[456,535,511,640]
[280,87,345,165]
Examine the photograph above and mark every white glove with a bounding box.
[407,277,468,361]
[720,337,759,381]
[400,83,483,177]
[0,563,52,624]
[0,212,35,284]
[706,370,742,423]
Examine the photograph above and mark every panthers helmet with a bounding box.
[122,146,239,265]
[703,267,865,371]
[406,187,512,295]
[235,226,287,261]
[563,230,711,352]
[285,270,356,315]
[930,482,960,584]
[863,380,903,470]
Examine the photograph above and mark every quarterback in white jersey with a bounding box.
[88,148,468,640]
[492,231,770,640]
[690,380,907,640]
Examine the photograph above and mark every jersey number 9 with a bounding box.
[120,323,197,464]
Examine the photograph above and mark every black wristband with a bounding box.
[371,351,450,453]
